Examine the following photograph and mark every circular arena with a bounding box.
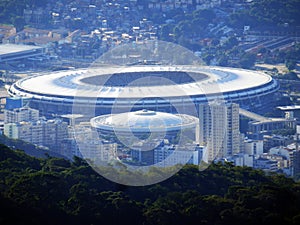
[8,65,279,117]
[90,109,198,140]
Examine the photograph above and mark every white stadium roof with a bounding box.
[0,44,42,56]
[9,65,274,99]
[0,44,44,63]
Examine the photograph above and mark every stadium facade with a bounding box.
[8,65,280,117]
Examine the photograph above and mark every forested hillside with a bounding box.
[229,0,300,28]
[1,144,300,225]
[0,0,49,25]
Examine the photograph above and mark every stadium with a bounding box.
[90,109,198,143]
[8,65,279,117]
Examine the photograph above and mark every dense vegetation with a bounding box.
[154,0,300,67]
[229,0,300,28]
[1,144,300,225]
[0,0,49,30]
[158,0,300,38]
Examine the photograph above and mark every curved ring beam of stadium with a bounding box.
[8,66,279,117]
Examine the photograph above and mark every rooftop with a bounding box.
[277,105,300,111]
[0,44,43,56]
[10,66,275,99]
[90,109,198,132]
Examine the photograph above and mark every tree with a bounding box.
[1,144,300,225]
[12,16,25,32]
[223,37,239,50]
[218,55,229,66]
[160,24,175,41]
[286,59,297,71]
[239,53,256,69]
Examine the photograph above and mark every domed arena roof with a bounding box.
[90,109,198,133]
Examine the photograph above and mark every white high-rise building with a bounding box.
[4,119,68,150]
[199,102,240,162]
[4,107,39,124]
[153,144,205,167]
[68,123,117,161]
[244,139,264,156]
